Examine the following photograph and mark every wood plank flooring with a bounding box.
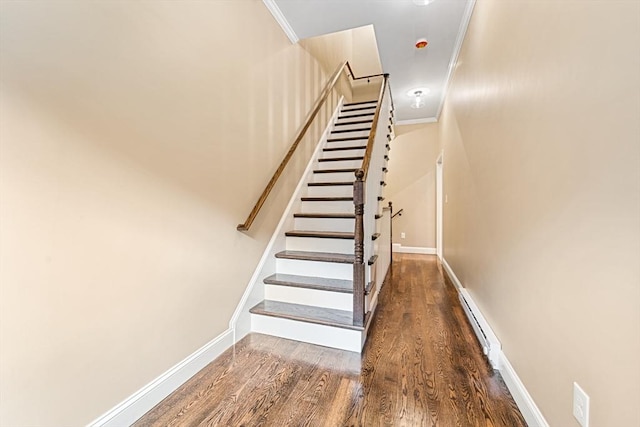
[135,254,526,427]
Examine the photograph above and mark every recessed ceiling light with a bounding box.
[415,38,428,49]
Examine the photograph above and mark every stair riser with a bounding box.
[265,285,353,311]
[306,185,353,198]
[300,200,354,214]
[276,258,353,280]
[294,217,354,232]
[324,140,368,149]
[321,148,365,159]
[285,236,354,254]
[312,172,356,182]
[251,314,363,353]
[317,159,362,169]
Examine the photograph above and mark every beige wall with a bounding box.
[0,1,339,425]
[439,1,640,426]
[386,123,440,248]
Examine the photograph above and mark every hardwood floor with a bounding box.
[135,254,526,427]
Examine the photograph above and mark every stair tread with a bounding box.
[323,145,367,152]
[334,119,374,126]
[286,230,354,239]
[331,128,372,134]
[313,168,358,174]
[372,233,381,241]
[337,112,375,119]
[294,212,355,219]
[301,196,353,201]
[327,136,369,142]
[264,273,353,293]
[341,105,377,112]
[308,181,354,187]
[276,250,355,264]
[250,300,363,331]
[318,156,364,162]
[343,100,377,107]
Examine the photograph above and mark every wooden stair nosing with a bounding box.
[250,300,363,331]
[341,105,377,113]
[337,112,375,120]
[294,213,355,219]
[334,119,374,127]
[313,168,358,174]
[263,273,353,294]
[343,100,378,107]
[285,230,354,240]
[308,181,354,187]
[301,196,353,202]
[368,254,378,266]
[330,127,371,134]
[275,250,355,264]
[318,156,364,162]
[323,145,367,152]
[327,136,369,142]
[365,280,374,295]
[371,233,381,241]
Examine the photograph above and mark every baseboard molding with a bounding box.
[441,257,548,427]
[88,329,234,427]
[392,244,436,254]
[500,353,550,427]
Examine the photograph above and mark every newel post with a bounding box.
[388,201,393,265]
[353,169,365,327]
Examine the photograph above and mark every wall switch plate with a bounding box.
[401,232,405,239]
[573,382,589,427]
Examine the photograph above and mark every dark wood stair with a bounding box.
[337,112,375,120]
[334,119,374,126]
[323,145,366,152]
[300,196,353,202]
[285,230,354,239]
[313,168,358,174]
[275,250,355,264]
[318,156,364,162]
[264,273,352,293]
[308,181,353,187]
[327,136,368,142]
[249,300,365,331]
[293,213,355,219]
[343,100,377,107]
[331,127,371,134]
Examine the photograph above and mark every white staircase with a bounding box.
[249,98,394,353]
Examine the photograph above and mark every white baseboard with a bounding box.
[87,329,233,427]
[500,353,550,427]
[441,257,548,427]
[392,244,436,254]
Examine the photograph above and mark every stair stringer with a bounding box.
[230,97,345,343]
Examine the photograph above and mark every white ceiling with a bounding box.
[269,0,475,124]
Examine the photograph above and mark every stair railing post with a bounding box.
[388,201,393,265]
[353,169,366,327]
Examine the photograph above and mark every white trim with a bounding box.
[87,329,233,427]
[392,243,436,254]
[262,0,299,44]
[500,353,550,427]
[435,0,476,119]
[394,117,438,126]
[435,153,443,261]
[441,258,548,426]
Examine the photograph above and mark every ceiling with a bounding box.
[268,0,475,124]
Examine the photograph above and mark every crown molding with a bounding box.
[262,0,299,44]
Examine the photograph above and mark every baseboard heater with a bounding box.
[458,288,502,369]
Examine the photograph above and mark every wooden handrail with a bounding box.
[237,62,386,231]
[392,208,403,219]
[359,74,389,181]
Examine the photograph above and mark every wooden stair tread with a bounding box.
[276,250,355,264]
[343,100,377,107]
[331,127,371,134]
[368,254,378,266]
[318,156,364,162]
[323,145,367,152]
[285,230,354,239]
[337,112,375,119]
[372,233,381,241]
[301,196,353,202]
[250,300,364,331]
[264,273,353,293]
[294,213,355,219]
[313,168,358,174]
[365,280,374,295]
[327,136,369,142]
[334,119,374,126]
[341,105,377,112]
[308,181,353,187]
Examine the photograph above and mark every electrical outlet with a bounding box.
[573,382,589,427]
[401,232,406,239]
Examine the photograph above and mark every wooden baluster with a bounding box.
[353,169,365,327]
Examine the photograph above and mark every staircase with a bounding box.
[249,99,393,353]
